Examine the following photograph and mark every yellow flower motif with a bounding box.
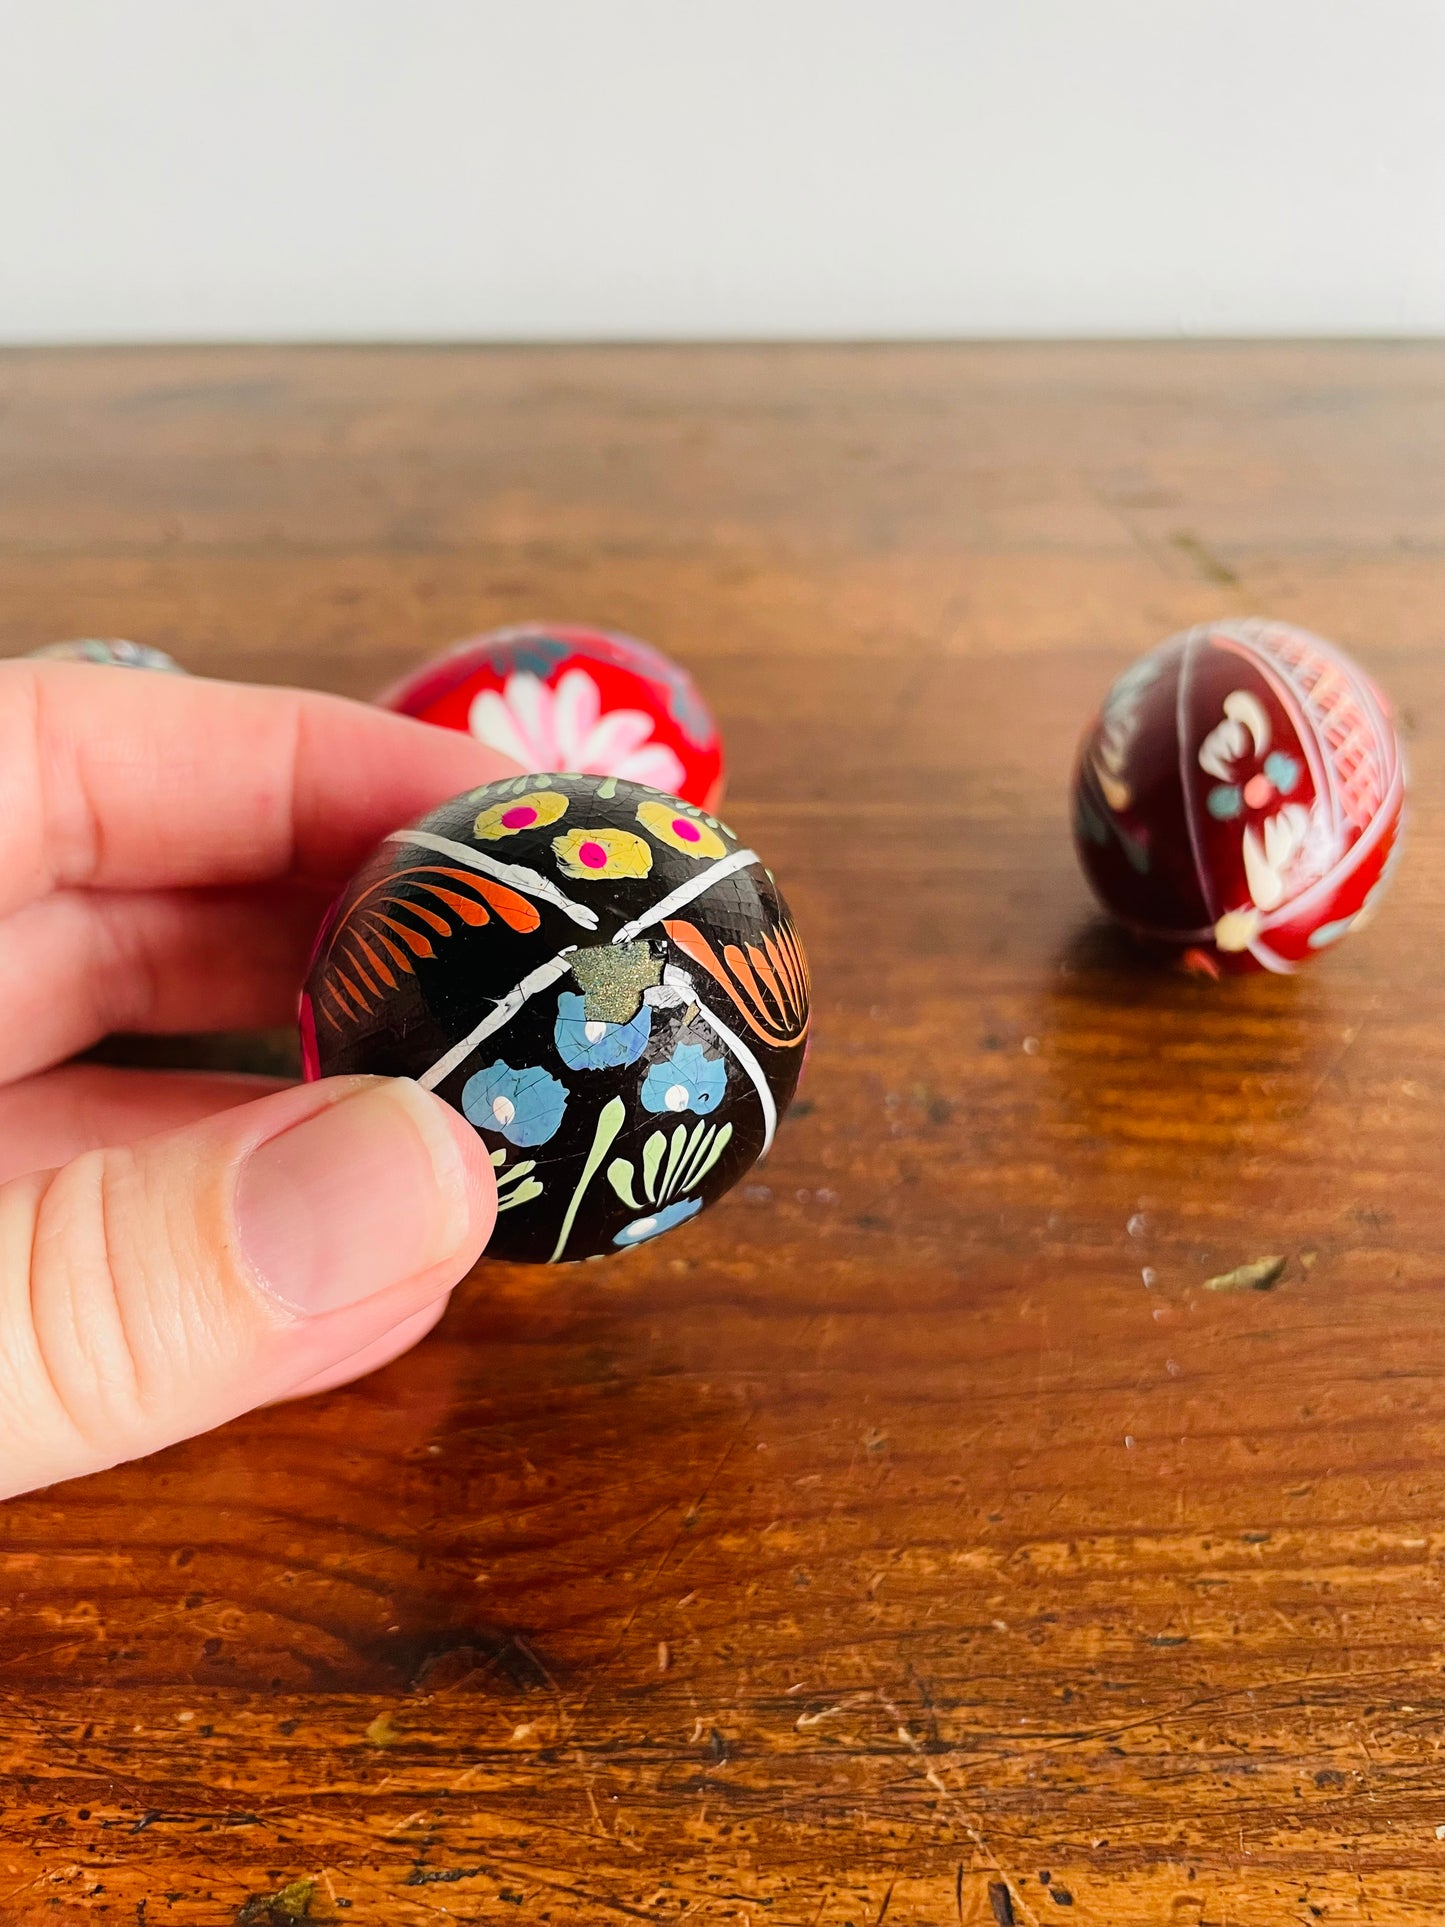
[636,798,727,860]
[553,826,653,880]
[1214,907,1262,952]
[474,789,569,840]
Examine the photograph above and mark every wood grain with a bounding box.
[1,343,1443,1924]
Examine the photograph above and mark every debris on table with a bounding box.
[1204,1255,1288,1292]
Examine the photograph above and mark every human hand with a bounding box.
[0,660,522,1498]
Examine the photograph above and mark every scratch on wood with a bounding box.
[574,1746,608,1837]
[795,1694,873,1729]
[878,1692,1044,1927]
[1170,529,1239,585]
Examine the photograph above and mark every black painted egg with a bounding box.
[301,773,811,1264]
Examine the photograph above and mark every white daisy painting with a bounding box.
[468,668,686,792]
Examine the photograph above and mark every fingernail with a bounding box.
[237,1078,485,1315]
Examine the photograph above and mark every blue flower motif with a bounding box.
[660,666,715,748]
[553,991,652,1071]
[1307,915,1356,950]
[462,1060,568,1146]
[1075,794,1108,846]
[480,634,571,680]
[613,1198,703,1247]
[1264,751,1302,795]
[640,1042,727,1115]
[1207,785,1243,820]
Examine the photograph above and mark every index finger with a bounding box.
[0,661,523,916]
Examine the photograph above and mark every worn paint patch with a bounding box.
[1205,1254,1287,1292]
[570,940,662,1023]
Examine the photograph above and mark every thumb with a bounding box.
[0,1076,495,1498]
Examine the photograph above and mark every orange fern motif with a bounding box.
[319,865,539,1032]
[663,915,810,1047]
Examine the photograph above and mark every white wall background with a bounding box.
[1,0,1442,342]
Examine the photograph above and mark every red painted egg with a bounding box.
[1072,618,1406,974]
[378,623,725,812]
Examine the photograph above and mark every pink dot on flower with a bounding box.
[579,840,608,869]
[672,817,701,842]
[501,805,538,829]
[1243,774,1273,808]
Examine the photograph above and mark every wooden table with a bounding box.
[0,344,1442,1924]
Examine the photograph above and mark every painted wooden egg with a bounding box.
[26,637,182,672]
[1072,619,1405,973]
[378,622,725,811]
[301,773,809,1263]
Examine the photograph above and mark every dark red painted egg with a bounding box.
[1072,618,1406,974]
[378,622,725,812]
